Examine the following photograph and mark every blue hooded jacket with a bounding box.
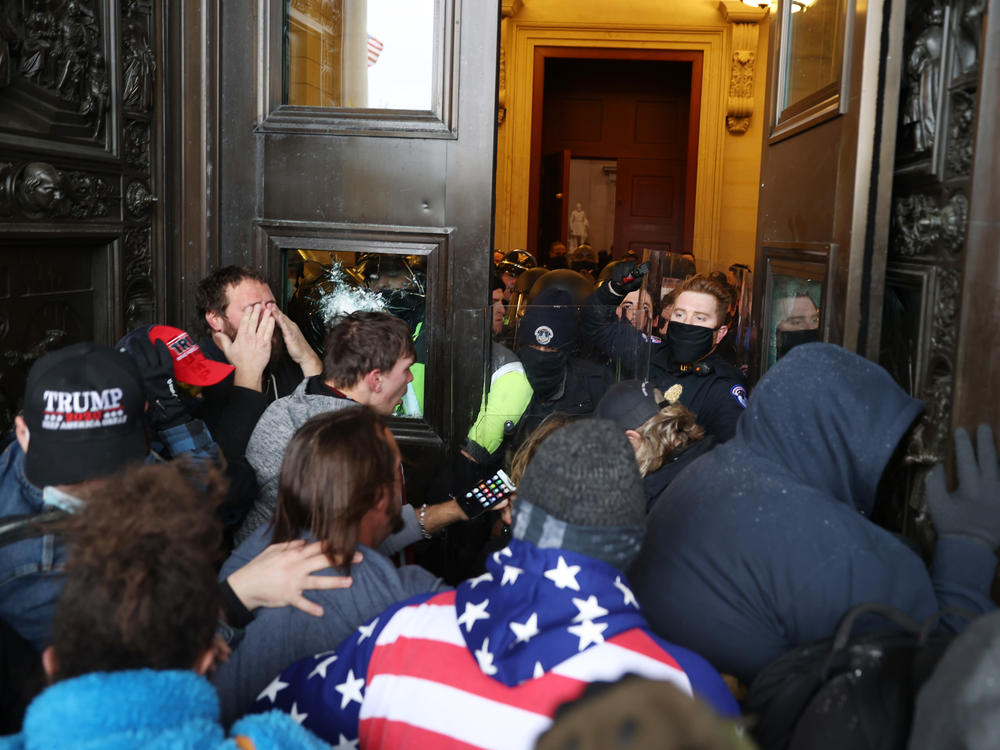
[628,343,997,683]
[0,669,326,749]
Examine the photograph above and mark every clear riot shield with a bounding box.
[451,295,641,467]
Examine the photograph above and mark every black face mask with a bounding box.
[666,321,716,365]
[520,347,568,400]
[776,328,820,359]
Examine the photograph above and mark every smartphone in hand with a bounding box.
[457,469,516,519]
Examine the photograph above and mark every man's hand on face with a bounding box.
[273,306,322,377]
[213,303,275,391]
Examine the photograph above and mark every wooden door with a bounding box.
[614,157,684,257]
[205,0,500,461]
[538,149,570,260]
[528,52,698,258]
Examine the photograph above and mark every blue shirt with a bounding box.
[0,420,220,652]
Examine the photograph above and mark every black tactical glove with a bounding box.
[609,261,649,296]
[925,425,1000,549]
[127,337,189,430]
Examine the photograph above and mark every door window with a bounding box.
[284,0,436,110]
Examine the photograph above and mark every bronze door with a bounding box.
[209,0,501,457]
[0,0,166,432]
[751,0,903,380]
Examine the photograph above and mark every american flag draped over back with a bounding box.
[250,539,737,748]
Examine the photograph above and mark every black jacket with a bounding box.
[628,343,995,684]
[581,284,746,441]
[514,356,613,446]
[642,435,716,513]
[197,337,305,460]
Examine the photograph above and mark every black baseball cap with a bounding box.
[21,342,148,487]
[595,380,666,432]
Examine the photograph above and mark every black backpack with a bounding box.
[742,602,961,750]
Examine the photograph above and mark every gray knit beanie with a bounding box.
[517,418,645,527]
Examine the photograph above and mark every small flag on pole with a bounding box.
[367,35,384,67]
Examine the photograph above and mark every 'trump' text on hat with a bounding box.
[40,388,129,430]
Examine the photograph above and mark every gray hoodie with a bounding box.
[237,378,354,544]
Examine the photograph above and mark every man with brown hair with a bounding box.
[237,311,467,543]
[583,269,747,442]
[214,407,453,725]
[195,265,322,460]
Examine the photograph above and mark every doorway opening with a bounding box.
[527,51,701,266]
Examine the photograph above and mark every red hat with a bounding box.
[148,325,234,386]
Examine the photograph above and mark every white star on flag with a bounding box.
[568,619,608,651]
[334,669,365,709]
[572,595,609,622]
[501,565,524,585]
[533,661,545,679]
[492,546,514,565]
[357,617,379,643]
[614,576,639,608]
[475,637,498,675]
[544,556,581,591]
[509,612,539,643]
[289,701,308,725]
[256,675,288,704]
[468,571,493,588]
[308,653,338,680]
[333,734,360,750]
[457,598,490,631]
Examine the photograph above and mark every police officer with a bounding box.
[581,263,747,442]
[515,286,613,447]
[497,249,537,302]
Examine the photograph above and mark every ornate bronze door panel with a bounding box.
[879,0,987,540]
[0,0,165,432]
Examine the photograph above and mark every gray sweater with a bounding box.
[212,525,446,726]
[237,379,355,544]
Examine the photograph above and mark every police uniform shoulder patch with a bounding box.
[730,384,748,408]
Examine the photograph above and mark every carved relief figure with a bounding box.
[122,18,155,110]
[124,120,151,169]
[893,192,968,257]
[953,0,984,77]
[54,0,98,101]
[21,1,58,85]
[16,162,70,218]
[902,5,945,153]
[80,52,109,136]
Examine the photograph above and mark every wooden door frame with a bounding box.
[526,47,702,257]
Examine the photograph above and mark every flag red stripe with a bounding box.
[361,717,483,750]
[366,635,590,716]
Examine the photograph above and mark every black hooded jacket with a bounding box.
[628,343,997,683]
